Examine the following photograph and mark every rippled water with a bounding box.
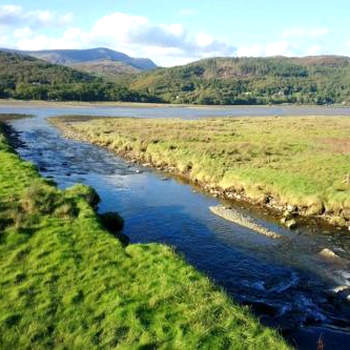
[2,103,350,349]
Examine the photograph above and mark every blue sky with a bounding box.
[1,0,349,66]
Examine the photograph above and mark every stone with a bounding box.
[209,205,284,240]
[331,285,349,294]
[282,210,294,220]
[285,219,297,229]
[319,248,343,262]
[287,205,297,213]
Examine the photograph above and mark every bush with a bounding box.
[65,184,100,209]
[99,212,128,246]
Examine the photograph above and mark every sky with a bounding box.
[0,0,349,66]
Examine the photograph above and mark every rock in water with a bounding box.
[209,205,284,239]
[319,248,339,259]
[285,219,297,230]
[331,285,349,294]
[318,248,349,266]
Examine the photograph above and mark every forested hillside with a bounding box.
[70,60,141,80]
[130,56,350,105]
[2,51,350,105]
[0,51,157,102]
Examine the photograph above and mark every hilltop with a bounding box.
[2,47,157,74]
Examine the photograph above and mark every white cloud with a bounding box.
[92,12,235,65]
[305,45,322,56]
[237,41,293,57]
[168,24,185,37]
[13,27,32,39]
[196,33,214,47]
[1,9,235,66]
[236,44,264,57]
[265,41,293,56]
[58,13,74,26]
[0,4,73,29]
[0,5,22,24]
[236,27,331,58]
[15,27,91,51]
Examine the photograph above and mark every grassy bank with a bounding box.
[51,116,350,228]
[0,119,289,349]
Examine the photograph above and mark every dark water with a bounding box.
[2,103,350,349]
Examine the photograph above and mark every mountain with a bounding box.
[70,59,141,80]
[0,51,158,102]
[130,56,350,105]
[1,47,157,72]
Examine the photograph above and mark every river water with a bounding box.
[2,103,350,349]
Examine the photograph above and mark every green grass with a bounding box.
[0,120,289,349]
[51,116,350,227]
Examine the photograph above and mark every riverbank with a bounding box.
[0,117,289,348]
[0,99,170,108]
[1,98,350,110]
[51,115,350,230]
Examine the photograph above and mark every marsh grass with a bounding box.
[0,123,289,349]
[52,115,350,226]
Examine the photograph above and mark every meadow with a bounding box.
[0,118,289,349]
[52,115,350,227]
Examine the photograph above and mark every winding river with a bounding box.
[3,102,350,349]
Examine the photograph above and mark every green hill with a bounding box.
[130,56,350,105]
[0,51,156,102]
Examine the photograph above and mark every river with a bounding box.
[2,102,350,349]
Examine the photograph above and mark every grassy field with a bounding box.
[52,116,350,227]
[0,119,289,349]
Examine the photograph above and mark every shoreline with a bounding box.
[50,116,350,232]
[1,98,350,109]
[120,152,350,232]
